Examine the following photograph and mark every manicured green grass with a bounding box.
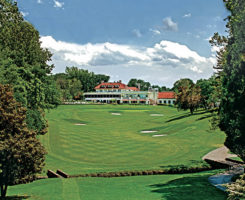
[40,105,225,175]
[228,156,244,162]
[8,171,226,200]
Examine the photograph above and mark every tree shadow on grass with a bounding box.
[196,114,213,121]
[0,196,30,200]
[166,110,210,123]
[165,114,192,123]
[149,175,227,200]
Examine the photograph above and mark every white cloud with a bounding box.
[20,11,29,17]
[53,0,64,8]
[162,17,178,31]
[40,36,216,87]
[132,29,142,38]
[149,29,161,35]
[205,36,212,41]
[214,16,222,22]
[210,46,222,58]
[190,66,202,73]
[206,24,217,29]
[37,0,42,3]
[183,13,191,18]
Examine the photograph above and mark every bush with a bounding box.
[226,174,245,200]
[147,170,154,175]
[90,173,98,177]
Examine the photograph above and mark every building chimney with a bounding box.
[136,83,141,91]
[118,80,122,83]
[101,80,104,84]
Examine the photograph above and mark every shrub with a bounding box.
[147,171,154,175]
[226,174,245,200]
[90,173,97,177]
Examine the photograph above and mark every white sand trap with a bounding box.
[141,130,158,133]
[152,134,167,137]
[111,113,121,115]
[74,123,86,126]
[150,114,164,116]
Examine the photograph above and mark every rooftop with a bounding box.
[158,92,175,99]
[95,82,128,90]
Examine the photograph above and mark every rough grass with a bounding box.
[8,170,226,200]
[40,105,225,175]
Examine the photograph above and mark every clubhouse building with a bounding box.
[84,81,176,105]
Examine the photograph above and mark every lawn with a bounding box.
[8,170,226,200]
[40,104,225,175]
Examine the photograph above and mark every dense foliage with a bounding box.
[0,0,60,135]
[0,84,46,198]
[54,66,110,101]
[226,174,245,200]
[173,79,201,114]
[196,75,221,109]
[216,0,245,161]
[172,76,221,114]
[127,79,151,91]
[127,78,171,91]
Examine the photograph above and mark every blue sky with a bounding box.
[18,0,228,87]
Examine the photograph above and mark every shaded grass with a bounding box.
[0,196,29,200]
[7,170,226,200]
[150,171,226,200]
[40,105,225,175]
[227,156,244,163]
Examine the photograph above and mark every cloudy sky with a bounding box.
[18,0,228,87]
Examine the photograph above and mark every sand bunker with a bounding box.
[111,113,121,115]
[152,134,167,137]
[141,130,158,133]
[150,114,164,116]
[74,123,86,126]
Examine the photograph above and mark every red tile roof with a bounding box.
[95,82,128,90]
[158,92,176,99]
[128,87,140,91]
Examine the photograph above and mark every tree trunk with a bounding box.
[1,184,8,198]
[190,107,194,115]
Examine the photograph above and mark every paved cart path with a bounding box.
[202,146,229,161]
[202,146,244,191]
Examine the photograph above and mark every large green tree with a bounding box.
[0,0,60,134]
[65,66,110,92]
[0,84,46,198]
[217,0,245,160]
[174,79,201,114]
[196,75,221,109]
[54,67,110,101]
[127,78,151,91]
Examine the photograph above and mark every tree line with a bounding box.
[53,67,110,101]
[172,76,221,114]
[53,70,173,101]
